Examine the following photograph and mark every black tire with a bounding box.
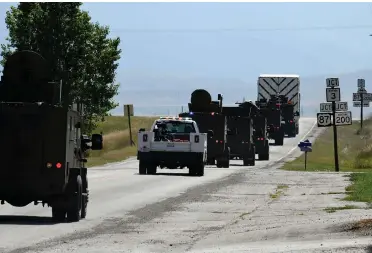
[198,163,205,176]
[296,126,299,135]
[52,207,66,222]
[258,153,269,160]
[222,159,230,168]
[216,160,223,168]
[66,175,82,222]
[81,170,88,219]
[81,191,88,219]
[139,160,147,175]
[147,164,157,175]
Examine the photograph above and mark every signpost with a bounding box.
[353,79,370,130]
[298,139,312,170]
[124,104,135,146]
[317,78,354,172]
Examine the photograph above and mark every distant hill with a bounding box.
[112,70,372,117]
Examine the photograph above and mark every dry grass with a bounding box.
[281,117,372,203]
[86,116,157,167]
[282,119,372,172]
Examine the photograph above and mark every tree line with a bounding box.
[0,2,121,132]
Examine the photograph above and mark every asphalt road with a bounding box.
[2,118,362,253]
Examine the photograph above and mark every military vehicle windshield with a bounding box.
[154,120,196,133]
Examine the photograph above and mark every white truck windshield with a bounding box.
[155,120,196,133]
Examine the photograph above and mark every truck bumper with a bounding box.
[138,151,205,167]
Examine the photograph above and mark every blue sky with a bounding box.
[1,2,372,81]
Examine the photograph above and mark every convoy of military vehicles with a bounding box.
[0,49,300,222]
[137,74,301,176]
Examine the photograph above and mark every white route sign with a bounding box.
[353,93,372,102]
[334,111,352,126]
[317,113,332,127]
[320,102,348,112]
[326,78,339,87]
[358,79,365,88]
[326,88,341,102]
[353,101,370,107]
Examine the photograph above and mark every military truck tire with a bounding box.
[258,153,269,160]
[198,163,205,176]
[147,164,157,175]
[139,160,147,175]
[52,208,66,222]
[207,158,215,165]
[66,175,82,222]
[216,160,223,168]
[81,169,88,219]
[223,159,230,168]
[189,163,204,176]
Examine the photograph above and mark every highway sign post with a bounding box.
[124,104,135,146]
[353,79,370,130]
[317,78,352,172]
[298,139,312,170]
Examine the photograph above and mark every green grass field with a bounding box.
[86,116,157,167]
[282,117,372,203]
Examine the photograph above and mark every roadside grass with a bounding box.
[281,117,372,206]
[324,205,360,213]
[86,116,157,167]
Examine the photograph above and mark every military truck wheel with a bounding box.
[198,163,205,176]
[139,160,147,175]
[52,208,66,222]
[147,164,157,175]
[66,175,82,222]
[222,159,230,168]
[81,191,88,219]
[81,170,88,219]
[258,153,269,160]
[207,158,215,165]
[216,160,223,168]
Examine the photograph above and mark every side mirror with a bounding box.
[207,130,214,138]
[294,111,300,116]
[91,133,103,150]
[75,122,81,129]
[217,94,222,100]
[139,128,145,132]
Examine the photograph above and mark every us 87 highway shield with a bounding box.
[317,113,332,127]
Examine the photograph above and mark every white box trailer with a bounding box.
[257,74,301,134]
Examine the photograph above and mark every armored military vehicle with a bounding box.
[255,95,285,146]
[179,89,230,168]
[0,50,103,222]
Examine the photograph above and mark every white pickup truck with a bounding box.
[137,116,209,176]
